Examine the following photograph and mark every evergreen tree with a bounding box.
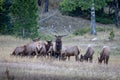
[60,0,113,12]
[11,0,38,38]
[0,0,12,34]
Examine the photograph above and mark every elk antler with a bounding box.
[50,25,71,37]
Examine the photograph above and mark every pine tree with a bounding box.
[11,0,38,38]
[0,0,12,34]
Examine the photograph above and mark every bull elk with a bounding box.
[98,46,110,64]
[54,35,66,59]
[50,25,69,60]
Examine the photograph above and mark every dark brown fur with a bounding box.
[98,46,110,64]
[55,35,63,59]
[45,40,54,57]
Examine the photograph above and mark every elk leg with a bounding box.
[90,57,93,63]
[106,56,109,64]
[104,59,106,64]
[35,49,39,56]
[75,56,78,61]
[86,58,88,62]
[68,56,70,61]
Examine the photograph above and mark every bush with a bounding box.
[96,17,114,24]
[73,27,90,35]
[109,30,115,40]
[73,27,109,36]
[96,27,105,32]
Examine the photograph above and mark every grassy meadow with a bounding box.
[0,28,120,80]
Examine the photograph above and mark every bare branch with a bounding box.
[39,10,58,22]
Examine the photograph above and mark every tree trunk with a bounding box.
[91,0,96,35]
[38,0,41,6]
[114,0,119,27]
[44,0,49,12]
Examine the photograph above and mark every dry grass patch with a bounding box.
[0,31,120,80]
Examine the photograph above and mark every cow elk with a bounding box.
[61,46,80,61]
[80,45,94,62]
[24,41,43,56]
[98,46,110,64]
[12,45,26,56]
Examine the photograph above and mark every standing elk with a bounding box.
[80,45,94,62]
[98,46,110,64]
[45,40,54,57]
[61,46,80,61]
[54,35,67,60]
[55,35,62,58]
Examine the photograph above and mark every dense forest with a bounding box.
[0,0,119,38]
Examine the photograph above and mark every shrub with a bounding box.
[96,27,105,32]
[73,27,90,36]
[96,17,114,24]
[109,30,115,40]
[73,27,110,36]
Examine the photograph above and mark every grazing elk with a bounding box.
[80,45,94,62]
[61,46,80,61]
[98,46,110,64]
[12,45,26,56]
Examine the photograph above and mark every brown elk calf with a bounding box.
[80,45,94,62]
[98,46,110,64]
[61,46,80,61]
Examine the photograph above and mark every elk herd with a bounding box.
[11,35,110,64]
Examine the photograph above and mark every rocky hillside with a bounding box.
[38,1,115,35]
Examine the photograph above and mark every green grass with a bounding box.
[73,27,112,36]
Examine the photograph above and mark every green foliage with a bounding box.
[109,30,115,40]
[0,0,3,10]
[73,27,108,36]
[11,0,38,39]
[96,13,114,24]
[96,17,114,24]
[60,0,113,12]
[73,27,90,35]
[96,27,105,32]
[60,0,114,24]
[0,0,12,34]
